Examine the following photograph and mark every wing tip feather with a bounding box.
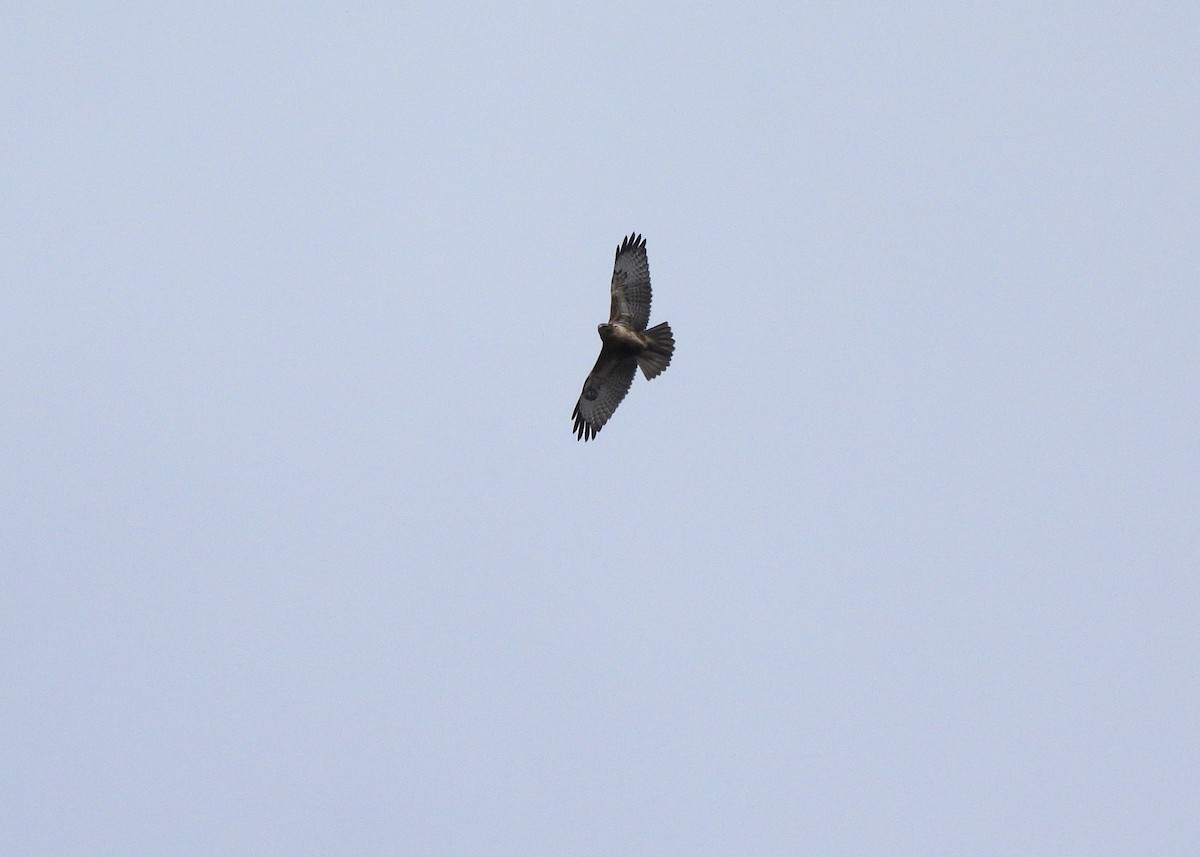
[616,231,645,260]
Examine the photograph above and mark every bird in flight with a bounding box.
[572,233,675,441]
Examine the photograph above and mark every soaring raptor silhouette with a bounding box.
[572,233,675,441]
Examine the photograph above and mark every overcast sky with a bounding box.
[3,4,1198,855]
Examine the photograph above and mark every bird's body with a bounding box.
[598,321,651,351]
[572,233,674,441]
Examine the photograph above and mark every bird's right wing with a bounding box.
[572,346,638,441]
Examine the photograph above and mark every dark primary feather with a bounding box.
[609,232,652,330]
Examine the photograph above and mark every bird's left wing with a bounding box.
[609,232,652,330]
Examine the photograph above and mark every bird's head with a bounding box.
[597,323,613,337]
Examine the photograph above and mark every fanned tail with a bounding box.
[636,322,674,380]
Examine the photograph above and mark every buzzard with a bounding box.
[572,233,675,441]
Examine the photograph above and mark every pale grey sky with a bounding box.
[3,4,1198,855]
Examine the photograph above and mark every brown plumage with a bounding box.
[572,233,675,441]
